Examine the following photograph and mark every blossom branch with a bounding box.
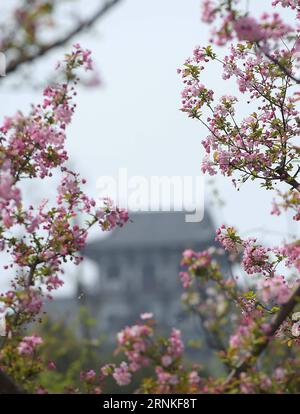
[4,0,123,77]
[260,46,300,85]
[224,284,300,386]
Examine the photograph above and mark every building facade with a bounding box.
[46,210,219,350]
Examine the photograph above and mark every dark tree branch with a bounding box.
[5,0,123,76]
[260,47,300,85]
[287,176,300,191]
[224,284,300,386]
[0,369,25,394]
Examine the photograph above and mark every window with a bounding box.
[107,264,120,279]
[126,252,135,265]
[142,263,156,291]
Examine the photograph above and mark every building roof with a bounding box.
[83,210,216,258]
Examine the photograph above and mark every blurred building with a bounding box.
[46,211,219,348]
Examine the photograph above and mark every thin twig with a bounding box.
[260,47,300,85]
[5,0,123,76]
[224,284,300,387]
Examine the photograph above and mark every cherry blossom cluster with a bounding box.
[215,225,300,278]
[180,248,214,285]
[0,45,128,385]
[271,190,300,221]
[259,275,291,305]
[99,314,199,393]
[178,220,300,373]
[179,41,300,193]
[115,313,154,374]
[292,312,300,337]
[201,0,298,46]
[18,334,43,356]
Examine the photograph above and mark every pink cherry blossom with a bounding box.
[234,16,265,42]
[113,362,132,386]
[259,275,291,305]
[18,335,43,355]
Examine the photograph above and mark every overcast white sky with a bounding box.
[0,0,298,294]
